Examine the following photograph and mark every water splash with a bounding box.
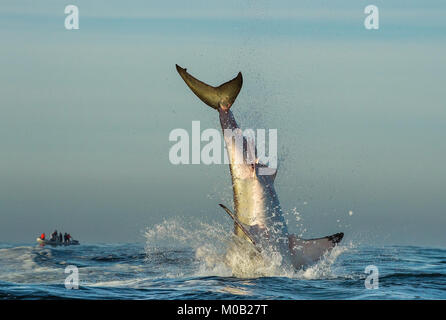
[144,217,348,279]
[297,242,355,280]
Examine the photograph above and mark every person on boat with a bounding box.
[59,232,63,242]
[67,234,72,243]
[51,230,58,241]
[40,233,45,240]
[64,232,68,243]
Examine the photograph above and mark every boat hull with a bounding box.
[36,238,80,246]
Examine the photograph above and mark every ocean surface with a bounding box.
[0,221,445,299]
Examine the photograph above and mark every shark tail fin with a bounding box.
[176,64,243,110]
[289,232,344,266]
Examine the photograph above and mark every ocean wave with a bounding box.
[0,225,445,299]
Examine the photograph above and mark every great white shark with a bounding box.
[176,64,343,270]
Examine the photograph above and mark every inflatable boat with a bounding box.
[36,238,80,246]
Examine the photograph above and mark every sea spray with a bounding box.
[144,217,348,279]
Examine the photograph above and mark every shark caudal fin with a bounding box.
[289,232,344,268]
[176,64,243,110]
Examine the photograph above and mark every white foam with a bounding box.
[144,217,351,279]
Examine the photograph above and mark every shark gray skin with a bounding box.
[176,64,343,270]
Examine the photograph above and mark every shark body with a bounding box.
[176,65,343,270]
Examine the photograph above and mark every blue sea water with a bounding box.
[0,238,444,299]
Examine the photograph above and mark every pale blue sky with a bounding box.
[0,1,445,245]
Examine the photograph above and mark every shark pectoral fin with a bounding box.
[288,232,344,266]
[218,204,261,253]
[176,64,243,110]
